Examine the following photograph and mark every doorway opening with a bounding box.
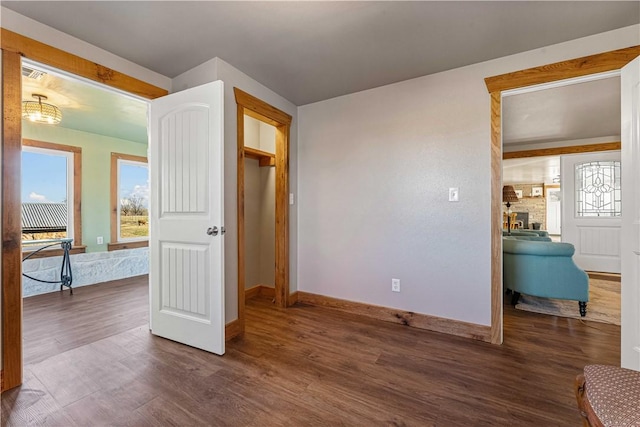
[18,60,152,368]
[500,73,622,341]
[1,32,167,391]
[485,45,639,345]
[234,88,292,335]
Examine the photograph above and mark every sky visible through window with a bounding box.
[22,151,67,203]
[120,162,149,207]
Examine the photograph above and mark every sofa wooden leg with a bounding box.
[579,301,587,317]
[511,291,521,306]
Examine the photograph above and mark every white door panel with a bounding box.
[546,188,561,235]
[149,81,225,355]
[621,56,640,371]
[561,151,622,273]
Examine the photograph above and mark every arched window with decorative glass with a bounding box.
[575,160,621,217]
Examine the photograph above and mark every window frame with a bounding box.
[109,152,149,251]
[21,139,83,255]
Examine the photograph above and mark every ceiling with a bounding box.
[8,2,634,144]
[503,76,621,146]
[503,75,621,185]
[503,156,560,185]
[3,1,638,106]
[22,63,148,143]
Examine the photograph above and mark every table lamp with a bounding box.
[503,185,519,235]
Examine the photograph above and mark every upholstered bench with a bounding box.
[575,365,640,426]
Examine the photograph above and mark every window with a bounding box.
[110,153,149,250]
[575,160,621,217]
[21,139,82,250]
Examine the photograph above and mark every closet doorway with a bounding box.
[235,88,292,330]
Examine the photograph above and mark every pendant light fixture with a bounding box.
[22,94,62,125]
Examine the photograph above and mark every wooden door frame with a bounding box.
[234,88,292,335]
[1,29,168,392]
[485,45,640,344]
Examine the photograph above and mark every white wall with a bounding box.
[297,25,640,326]
[173,57,298,323]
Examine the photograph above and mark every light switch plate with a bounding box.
[449,187,459,202]
[289,193,294,205]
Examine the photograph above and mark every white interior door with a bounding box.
[149,81,225,354]
[561,151,622,273]
[546,187,562,235]
[621,56,640,371]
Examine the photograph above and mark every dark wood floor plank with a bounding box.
[2,276,621,426]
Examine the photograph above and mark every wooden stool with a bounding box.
[575,365,640,426]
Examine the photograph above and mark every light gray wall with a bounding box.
[259,166,276,288]
[244,159,262,289]
[243,116,276,289]
[297,25,639,326]
[173,57,298,323]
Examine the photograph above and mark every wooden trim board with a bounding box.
[297,292,491,342]
[107,241,148,252]
[22,246,86,259]
[2,50,24,392]
[1,29,168,99]
[490,92,503,345]
[504,142,621,159]
[244,285,276,301]
[225,319,243,341]
[587,272,621,282]
[485,46,640,346]
[1,31,167,392]
[485,46,640,93]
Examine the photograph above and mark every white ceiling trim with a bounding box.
[501,70,621,98]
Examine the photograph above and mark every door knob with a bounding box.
[207,226,219,236]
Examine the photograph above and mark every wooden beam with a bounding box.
[503,142,621,159]
[1,29,168,99]
[297,292,491,342]
[485,45,640,93]
[2,50,23,391]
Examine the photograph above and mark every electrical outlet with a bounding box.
[392,278,400,293]
[97,236,104,245]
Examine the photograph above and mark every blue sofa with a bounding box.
[503,238,589,316]
[503,229,550,238]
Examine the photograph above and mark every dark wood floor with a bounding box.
[2,276,619,426]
